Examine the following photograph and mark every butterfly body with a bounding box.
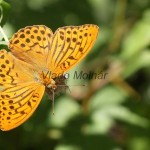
[0,24,99,131]
[39,70,56,89]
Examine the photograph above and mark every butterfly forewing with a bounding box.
[9,25,53,69]
[48,24,99,75]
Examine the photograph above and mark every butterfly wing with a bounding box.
[0,82,45,131]
[9,24,99,75]
[0,50,45,131]
[48,24,99,75]
[0,50,35,88]
[9,25,53,69]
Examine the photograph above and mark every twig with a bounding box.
[0,26,9,43]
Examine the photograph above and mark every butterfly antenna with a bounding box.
[57,84,86,93]
[52,90,55,116]
[57,84,86,87]
[68,86,71,93]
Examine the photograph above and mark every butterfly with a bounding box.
[0,24,99,131]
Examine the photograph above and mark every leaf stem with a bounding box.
[0,26,9,42]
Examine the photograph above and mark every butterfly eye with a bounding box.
[63,73,69,79]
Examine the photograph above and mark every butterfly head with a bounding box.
[39,70,57,90]
[46,79,57,90]
[45,75,67,96]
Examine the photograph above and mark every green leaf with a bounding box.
[49,96,81,128]
[0,0,11,26]
[0,43,8,50]
[121,9,150,60]
[129,137,150,150]
[123,49,150,78]
[89,85,128,110]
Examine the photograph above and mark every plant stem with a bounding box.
[0,26,9,42]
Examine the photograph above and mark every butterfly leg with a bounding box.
[52,89,55,116]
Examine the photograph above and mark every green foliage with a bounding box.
[0,0,11,27]
[0,0,150,150]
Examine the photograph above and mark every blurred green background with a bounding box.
[0,0,150,150]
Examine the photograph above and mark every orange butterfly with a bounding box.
[0,24,99,131]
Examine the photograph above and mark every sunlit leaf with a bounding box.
[121,10,150,59]
[123,49,150,78]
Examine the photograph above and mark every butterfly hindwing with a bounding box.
[0,50,45,131]
[0,83,45,131]
[0,50,35,88]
